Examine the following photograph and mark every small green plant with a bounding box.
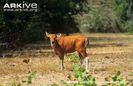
[27,71,36,86]
[71,63,97,86]
[69,54,80,63]
[103,71,130,86]
[112,71,128,86]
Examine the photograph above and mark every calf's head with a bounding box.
[45,32,61,48]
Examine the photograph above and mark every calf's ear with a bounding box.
[56,33,62,39]
[45,32,49,37]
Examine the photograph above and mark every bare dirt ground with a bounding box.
[0,33,133,86]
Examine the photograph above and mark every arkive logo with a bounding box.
[3,1,38,12]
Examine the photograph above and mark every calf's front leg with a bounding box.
[60,59,64,70]
[59,55,64,70]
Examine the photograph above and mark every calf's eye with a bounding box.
[51,41,55,44]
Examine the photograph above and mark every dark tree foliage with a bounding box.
[0,0,88,46]
[126,0,133,20]
[38,0,88,33]
[112,0,133,32]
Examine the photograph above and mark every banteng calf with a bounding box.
[45,32,89,72]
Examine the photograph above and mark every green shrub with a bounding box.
[123,20,133,33]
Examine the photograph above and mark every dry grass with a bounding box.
[0,33,133,85]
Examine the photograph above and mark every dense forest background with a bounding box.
[0,0,133,47]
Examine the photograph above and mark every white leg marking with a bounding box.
[60,59,64,70]
[85,57,89,72]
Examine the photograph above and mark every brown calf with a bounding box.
[45,32,89,71]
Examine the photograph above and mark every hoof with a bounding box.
[86,69,89,72]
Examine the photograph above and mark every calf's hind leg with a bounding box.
[78,53,84,66]
[85,57,89,72]
[79,50,89,72]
